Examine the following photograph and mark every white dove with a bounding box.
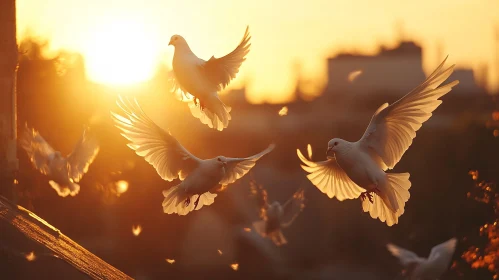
[250,179,305,246]
[387,238,457,280]
[297,57,459,226]
[111,96,274,215]
[168,26,251,131]
[20,124,100,197]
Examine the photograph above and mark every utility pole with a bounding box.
[0,0,19,201]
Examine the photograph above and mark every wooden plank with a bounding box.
[0,196,133,280]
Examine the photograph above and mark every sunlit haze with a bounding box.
[17,0,499,103]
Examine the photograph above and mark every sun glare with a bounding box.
[82,18,160,86]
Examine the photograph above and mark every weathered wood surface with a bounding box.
[0,195,133,279]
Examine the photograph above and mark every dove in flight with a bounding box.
[111,96,274,215]
[20,124,100,197]
[387,238,457,280]
[168,26,251,131]
[250,179,305,246]
[297,57,459,226]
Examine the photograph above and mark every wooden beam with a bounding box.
[0,196,133,280]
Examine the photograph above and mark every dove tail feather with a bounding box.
[162,185,217,216]
[362,173,411,226]
[269,230,288,246]
[188,96,231,131]
[48,180,80,197]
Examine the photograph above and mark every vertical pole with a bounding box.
[0,0,19,201]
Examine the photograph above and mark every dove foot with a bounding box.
[194,195,201,210]
[184,198,191,207]
[360,188,381,204]
[199,101,206,111]
[360,192,374,203]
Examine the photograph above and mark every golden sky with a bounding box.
[17,0,499,103]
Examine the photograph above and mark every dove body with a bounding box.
[181,158,226,195]
[172,45,214,97]
[265,202,284,234]
[328,139,386,190]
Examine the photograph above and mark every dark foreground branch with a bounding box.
[0,196,132,279]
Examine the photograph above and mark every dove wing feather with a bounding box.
[428,238,457,262]
[111,96,200,181]
[20,124,56,175]
[66,128,100,182]
[281,188,305,228]
[250,179,269,220]
[387,243,424,266]
[199,26,251,91]
[359,57,459,170]
[219,144,274,186]
[297,148,363,200]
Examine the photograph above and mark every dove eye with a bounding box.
[217,157,221,161]
[334,142,338,146]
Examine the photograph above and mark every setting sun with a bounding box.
[82,18,160,86]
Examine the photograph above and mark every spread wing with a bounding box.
[281,188,305,228]
[199,26,251,91]
[297,148,363,200]
[387,243,424,266]
[66,128,100,183]
[111,96,200,181]
[428,238,457,262]
[20,124,56,175]
[359,57,459,170]
[250,179,269,220]
[219,144,275,186]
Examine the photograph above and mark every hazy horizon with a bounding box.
[17,0,499,103]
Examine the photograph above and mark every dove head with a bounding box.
[269,201,283,216]
[215,156,228,167]
[326,138,348,157]
[168,35,188,48]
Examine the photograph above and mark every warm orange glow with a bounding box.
[81,17,160,86]
[230,263,239,271]
[13,179,19,185]
[132,225,142,236]
[278,106,288,116]
[166,259,175,264]
[25,251,36,261]
[16,0,499,103]
[243,227,252,232]
[115,180,129,196]
[217,249,223,256]
[348,70,363,82]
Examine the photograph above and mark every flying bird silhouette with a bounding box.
[297,57,459,226]
[168,26,251,131]
[111,96,274,215]
[387,238,457,280]
[20,124,100,197]
[250,179,305,246]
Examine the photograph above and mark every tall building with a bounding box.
[325,41,426,96]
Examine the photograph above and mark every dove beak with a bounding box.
[326,147,332,157]
[168,39,173,46]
